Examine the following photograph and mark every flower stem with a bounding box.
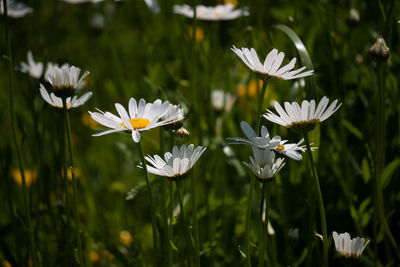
[375,63,400,260]
[245,175,255,267]
[255,80,268,133]
[63,102,85,266]
[136,142,159,261]
[3,1,37,265]
[60,101,72,266]
[304,133,328,267]
[169,181,174,267]
[257,182,267,267]
[191,170,200,266]
[176,180,192,265]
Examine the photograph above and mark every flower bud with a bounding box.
[369,38,390,62]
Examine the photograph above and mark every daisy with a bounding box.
[143,0,159,14]
[19,51,43,79]
[142,144,206,180]
[243,147,285,182]
[332,231,370,259]
[211,89,236,113]
[231,46,314,81]
[263,97,342,132]
[89,98,182,143]
[46,65,90,98]
[173,4,248,21]
[39,84,92,109]
[161,103,184,131]
[60,0,103,4]
[1,0,33,18]
[227,121,309,161]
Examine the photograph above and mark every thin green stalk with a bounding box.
[258,182,266,267]
[136,142,159,260]
[60,101,72,267]
[245,175,256,267]
[159,128,172,267]
[176,180,192,265]
[304,134,328,267]
[169,181,174,267]
[63,102,85,266]
[3,1,37,265]
[191,170,200,266]
[255,81,268,133]
[375,63,400,260]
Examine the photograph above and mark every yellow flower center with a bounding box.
[121,118,151,130]
[277,144,285,151]
[214,11,220,17]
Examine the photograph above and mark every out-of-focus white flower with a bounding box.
[162,104,184,130]
[173,4,248,21]
[144,0,159,14]
[231,46,314,81]
[89,98,181,143]
[263,97,342,132]
[332,231,370,259]
[227,121,309,161]
[19,51,43,79]
[0,0,33,18]
[211,90,236,113]
[39,84,92,109]
[142,144,206,180]
[90,13,105,31]
[45,65,89,97]
[242,147,285,182]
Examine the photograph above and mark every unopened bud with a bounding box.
[174,127,190,142]
[369,38,390,62]
[346,8,360,26]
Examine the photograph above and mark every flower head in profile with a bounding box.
[243,147,285,182]
[227,121,309,161]
[161,104,184,131]
[19,51,43,79]
[231,46,314,81]
[46,65,90,98]
[173,4,248,21]
[89,98,182,143]
[142,144,206,180]
[1,0,33,18]
[264,97,342,133]
[39,84,92,110]
[332,231,370,259]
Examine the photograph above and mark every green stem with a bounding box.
[63,101,85,266]
[191,170,200,266]
[176,180,192,265]
[191,0,201,145]
[60,101,72,267]
[136,142,159,261]
[169,181,174,267]
[375,63,400,260]
[3,1,37,265]
[304,134,328,267]
[245,175,255,267]
[159,128,172,267]
[258,182,267,267]
[255,81,268,133]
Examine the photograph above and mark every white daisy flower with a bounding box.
[243,147,285,182]
[46,65,90,97]
[211,89,236,113]
[19,51,43,79]
[60,0,103,4]
[45,63,86,89]
[1,0,33,18]
[142,144,206,180]
[161,103,184,131]
[231,46,314,81]
[39,84,92,109]
[144,0,159,14]
[263,96,342,132]
[227,121,308,161]
[173,4,248,21]
[332,231,370,259]
[89,98,181,143]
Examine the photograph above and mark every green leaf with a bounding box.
[342,119,363,140]
[272,24,318,100]
[382,158,400,189]
[362,158,371,184]
[170,240,178,251]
